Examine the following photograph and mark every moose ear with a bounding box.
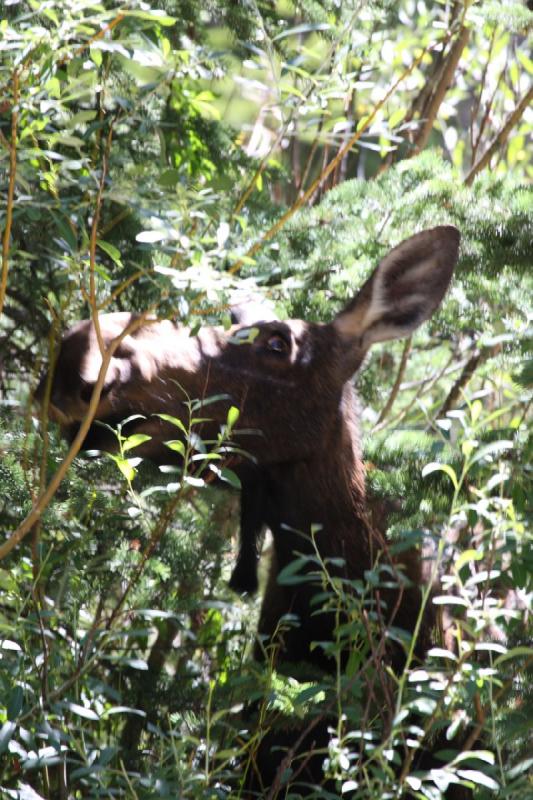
[334,226,460,348]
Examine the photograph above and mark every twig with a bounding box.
[375,337,412,426]
[411,25,470,155]
[471,73,501,165]
[297,130,321,197]
[89,120,116,355]
[464,85,533,185]
[374,352,457,432]
[437,348,485,417]
[264,712,326,800]
[0,70,19,319]
[469,28,497,162]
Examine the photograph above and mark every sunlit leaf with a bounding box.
[421,462,459,491]
[456,770,499,790]
[122,433,151,452]
[164,439,185,456]
[64,702,99,721]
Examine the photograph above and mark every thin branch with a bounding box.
[89,120,116,354]
[374,352,458,432]
[297,128,321,197]
[410,25,470,155]
[0,70,19,319]
[469,27,497,162]
[99,205,131,236]
[229,15,354,221]
[465,84,533,185]
[437,348,485,417]
[375,337,412,426]
[71,12,125,61]
[471,69,503,165]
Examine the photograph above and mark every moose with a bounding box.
[38,226,461,793]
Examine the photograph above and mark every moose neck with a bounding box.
[262,382,370,578]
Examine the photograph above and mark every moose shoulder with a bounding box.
[38,226,460,673]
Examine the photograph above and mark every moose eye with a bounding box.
[266,334,289,354]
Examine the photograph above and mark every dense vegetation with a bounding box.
[0,1,531,798]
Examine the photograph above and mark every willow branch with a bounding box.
[0,70,19,319]
[464,84,533,185]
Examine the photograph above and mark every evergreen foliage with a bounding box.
[0,1,531,798]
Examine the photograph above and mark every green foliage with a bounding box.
[0,0,531,798]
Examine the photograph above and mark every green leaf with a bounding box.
[277,556,317,585]
[218,466,241,489]
[184,476,204,487]
[102,706,147,718]
[124,9,176,25]
[456,770,499,790]
[427,647,458,661]
[164,439,185,456]
[110,455,137,481]
[0,639,21,651]
[469,440,513,465]
[421,462,459,491]
[507,757,533,780]
[118,658,148,670]
[408,696,437,715]
[7,686,23,719]
[432,595,469,607]
[97,239,123,266]
[226,405,240,429]
[451,750,495,766]
[65,702,99,721]
[494,646,533,666]
[190,393,231,410]
[136,230,167,243]
[0,721,16,754]
[157,413,187,434]
[122,433,151,452]
[273,22,331,41]
[388,108,406,128]
[455,549,483,572]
